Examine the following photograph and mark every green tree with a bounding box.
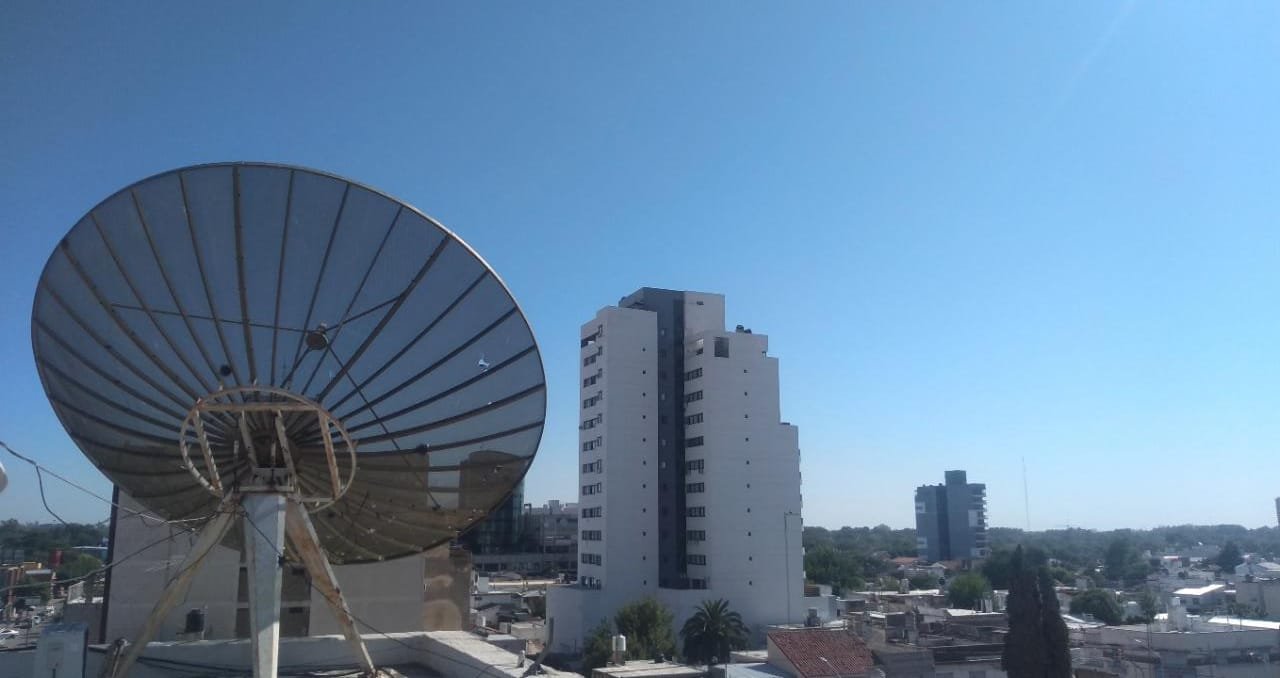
[947,572,991,609]
[1001,546,1070,678]
[1216,542,1244,572]
[1003,547,1047,677]
[614,597,677,661]
[1037,568,1073,677]
[1104,539,1134,582]
[907,575,935,590]
[1103,538,1152,586]
[804,544,865,594]
[982,546,1047,589]
[679,599,749,667]
[582,619,615,672]
[56,553,102,581]
[1069,589,1123,625]
[1137,591,1158,622]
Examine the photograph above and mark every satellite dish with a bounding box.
[32,162,546,676]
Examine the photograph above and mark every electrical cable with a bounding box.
[0,519,232,598]
[0,439,215,532]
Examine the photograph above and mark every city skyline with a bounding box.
[2,3,1280,531]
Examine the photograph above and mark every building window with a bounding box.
[583,392,602,408]
[686,436,704,448]
[690,578,708,589]
[581,507,602,518]
[582,413,603,430]
[583,348,602,366]
[684,368,702,381]
[582,531,602,541]
[714,337,729,358]
[687,554,707,566]
[582,460,603,473]
[581,553,602,566]
[685,412,704,425]
[582,437,602,452]
[582,483,602,495]
[686,459,704,474]
[687,506,706,517]
[686,530,706,542]
[686,482,705,493]
[583,370,602,387]
[580,331,599,348]
[685,390,703,404]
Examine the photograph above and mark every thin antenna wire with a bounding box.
[1022,455,1031,530]
[0,440,211,530]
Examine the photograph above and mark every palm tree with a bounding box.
[680,599,749,667]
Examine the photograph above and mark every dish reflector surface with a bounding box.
[33,163,545,563]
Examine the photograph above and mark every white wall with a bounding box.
[683,328,805,631]
[578,306,659,596]
[106,493,241,642]
[107,492,465,643]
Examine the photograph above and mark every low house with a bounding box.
[1171,584,1226,614]
[766,628,876,678]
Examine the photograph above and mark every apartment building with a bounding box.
[548,289,808,652]
[914,470,989,564]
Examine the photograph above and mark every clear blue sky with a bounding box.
[2,2,1278,531]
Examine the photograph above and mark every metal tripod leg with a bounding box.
[111,497,238,678]
[284,498,376,675]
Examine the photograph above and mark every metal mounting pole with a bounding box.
[244,491,287,678]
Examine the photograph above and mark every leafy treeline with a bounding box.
[803,523,1280,594]
[802,525,916,593]
[0,520,107,558]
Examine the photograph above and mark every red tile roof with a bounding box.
[768,629,875,678]
[890,557,919,566]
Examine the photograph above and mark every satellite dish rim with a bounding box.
[29,161,548,544]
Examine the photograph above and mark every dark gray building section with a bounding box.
[915,470,987,563]
[619,287,689,589]
[914,484,949,563]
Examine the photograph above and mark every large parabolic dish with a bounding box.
[33,162,546,564]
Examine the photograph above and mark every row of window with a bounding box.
[692,336,731,358]
[582,530,602,541]
[583,348,602,366]
[581,553,602,565]
[685,412,703,425]
[580,325,603,348]
[582,460,602,473]
[582,413,603,430]
[583,374,600,387]
[581,576,602,589]
[582,483,602,495]
[687,530,706,541]
[690,578,709,589]
[684,367,702,381]
[687,554,706,566]
[687,506,706,517]
[583,392,602,408]
[582,437,602,452]
[686,436,704,448]
[581,506,602,518]
[685,390,703,403]
[686,459,704,473]
[687,482,705,493]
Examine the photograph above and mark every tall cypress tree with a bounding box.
[1002,546,1046,677]
[1037,566,1072,677]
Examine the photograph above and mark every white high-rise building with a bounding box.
[547,289,810,653]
